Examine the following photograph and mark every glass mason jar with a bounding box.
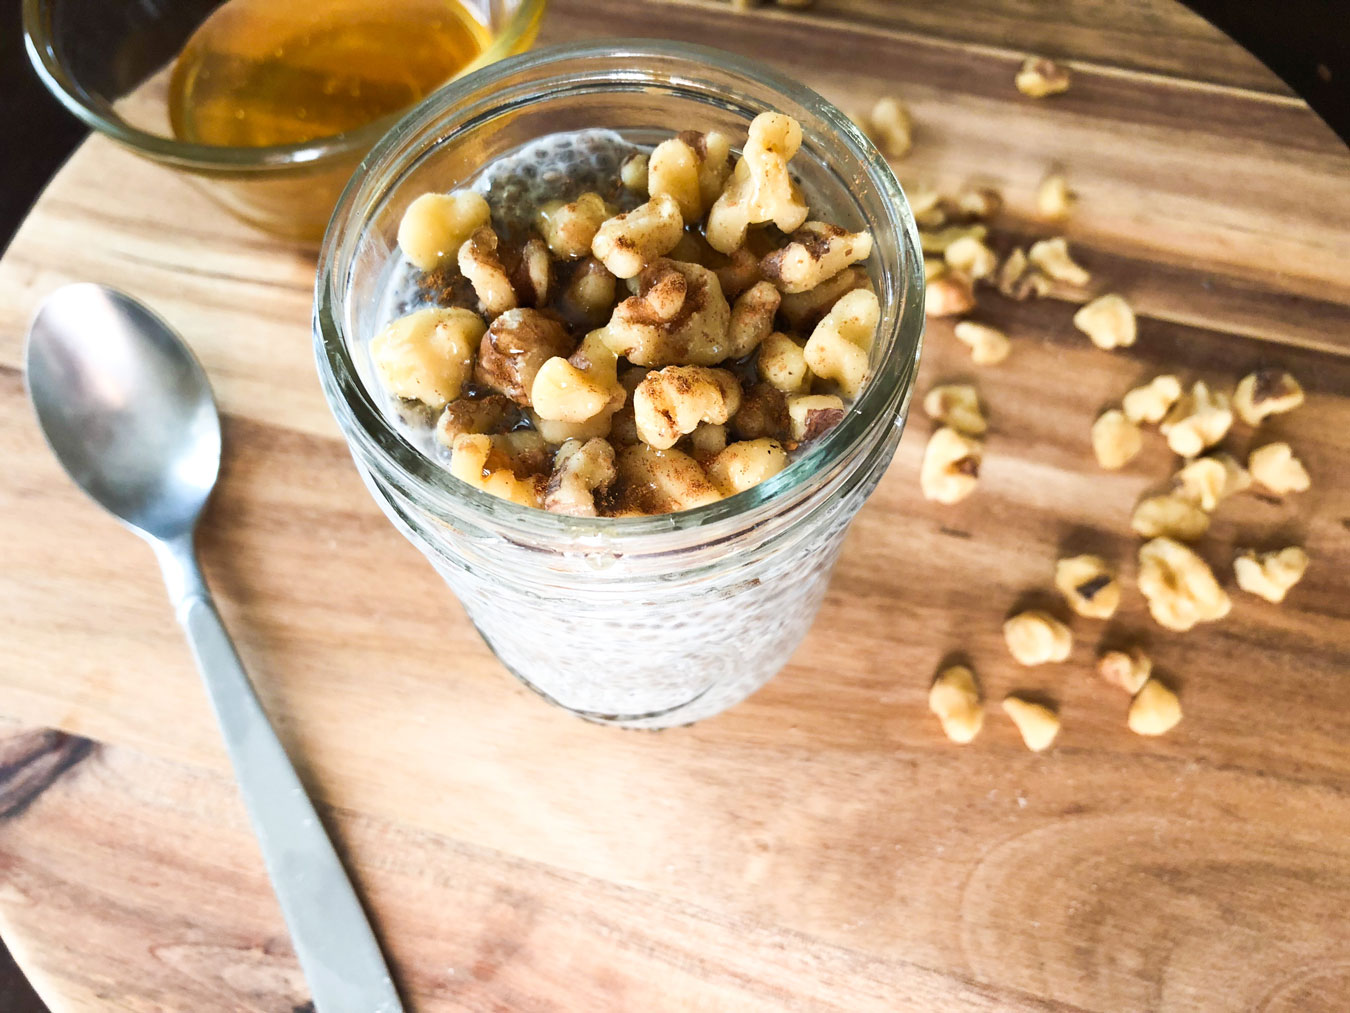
[314,41,924,728]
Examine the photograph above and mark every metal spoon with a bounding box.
[25,283,404,1013]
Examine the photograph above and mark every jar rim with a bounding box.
[313,38,924,543]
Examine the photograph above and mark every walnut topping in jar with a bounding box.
[370,112,892,517]
[787,394,846,443]
[475,308,575,406]
[760,222,874,294]
[603,259,733,367]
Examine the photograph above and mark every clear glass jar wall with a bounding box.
[314,42,924,728]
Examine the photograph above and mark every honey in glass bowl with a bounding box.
[168,0,492,148]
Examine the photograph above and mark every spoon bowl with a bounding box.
[26,284,220,540]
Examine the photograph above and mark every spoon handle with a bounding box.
[155,536,404,1013]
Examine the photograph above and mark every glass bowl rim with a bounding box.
[314,37,925,541]
[20,0,548,172]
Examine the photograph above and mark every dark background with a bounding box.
[0,0,1344,1006]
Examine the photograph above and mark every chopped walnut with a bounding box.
[669,231,713,266]
[1091,409,1142,469]
[1054,555,1120,619]
[804,288,880,397]
[1003,611,1072,666]
[1128,679,1182,737]
[591,193,685,278]
[1122,374,1182,425]
[619,153,649,192]
[1248,441,1310,494]
[760,222,874,294]
[865,96,912,159]
[707,111,810,253]
[1036,172,1075,219]
[543,438,617,517]
[951,187,1002,221]
[536,192,613,261]
[731,382,790,441]
[458,227,519,318]
[778,267,871,332]
[1015,57,1071,98]
[786,394,846,443]
[611,443,722,513]
[919,223,988,255]
[530,411,615,446]
[1172,454,1249,511]
[923,383,986,436]
[925,272,976,318]
[1131,493,1211,541]
[558,256,618,327]
[1073,294,1136,350]
[1233,546,1309,603]
[709,245,764,300]
[633,365,742,449]
[1028,237,1090,287]
[1233,369,1304,426]
[648,130,732,222]
[1002,696,1060,751]
[397,190,491,271]
[707,438,789,495]
[943,235,998,281]
[906,183,942,219]
[920,426,982,504]
[1137,537,1231,632]
[449,432,547,508]
[929,665,984,744]
[1098,647,1151,695]
[727,281,782,358]
[530,329,625,424]
[758,332,812,393]
[953,321,1011,365]
[683,422,728,465]
[603,259,732,367]
[509,237,551,308]
[370,306,485,411]
[915,206,947,230]
[1160,381,1233,457]
[475,308,575,406]
[434,394,521,447]
[995,248,1051,301]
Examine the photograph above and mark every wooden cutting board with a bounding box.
[2,1,1349,1009]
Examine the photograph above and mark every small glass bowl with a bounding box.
[22,0,546,240]
[315,40,925,728]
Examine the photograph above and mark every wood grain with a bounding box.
[707,0,1294,95]
[1,0,1349,1010]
